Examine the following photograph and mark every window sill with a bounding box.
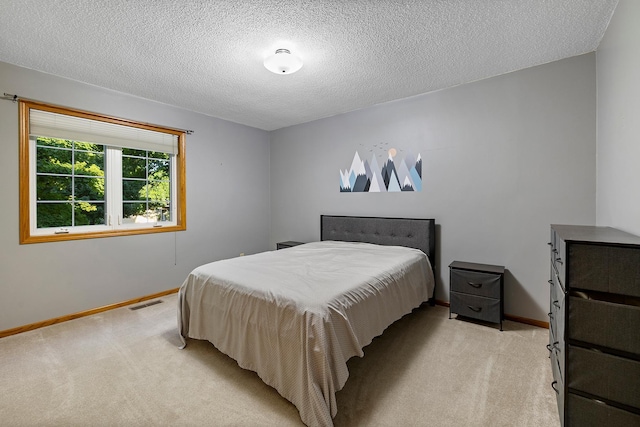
[20,223,186,244]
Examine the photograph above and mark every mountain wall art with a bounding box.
[340,147,422,192]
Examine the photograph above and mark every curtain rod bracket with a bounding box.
[3,93,19,102]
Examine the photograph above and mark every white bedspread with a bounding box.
[178,241,434,426]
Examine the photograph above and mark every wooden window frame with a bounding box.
[19,100,186,244]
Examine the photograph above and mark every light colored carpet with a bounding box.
[0,294,559,426]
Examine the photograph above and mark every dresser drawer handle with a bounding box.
[555,258,563,265]
[467,305,482,312]
[547,242,552,246]
[552,300,560,309]
[551,381,559,394]
[548,279,553,286]
[467,281,483,288]
[546,344,553,352]
[547,312,554,319]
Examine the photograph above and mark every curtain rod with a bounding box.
[1,92,194,135]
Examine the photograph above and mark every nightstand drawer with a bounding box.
[450,291,501,323]
[450,269,501,299]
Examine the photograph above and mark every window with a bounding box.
[19,100,186,243]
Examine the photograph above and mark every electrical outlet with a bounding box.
[239,253,245,256]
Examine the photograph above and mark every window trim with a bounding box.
[19,100,186,244]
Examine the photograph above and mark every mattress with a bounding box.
[178,240,435,426]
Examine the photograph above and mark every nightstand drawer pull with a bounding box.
[551,380,559,394]
[555,258,563,265]
[467,305,482,312]
[548,279,553,285]
[553,300,561,309]
[467,281,483,288]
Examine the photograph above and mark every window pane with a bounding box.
[37,202,72,228]
[123,202,147,223]
[74,141,103,153]
[74,202,105,226]
[149,202,171,221]
[37,146,72,174]
[121,150,173,224]
[123,179,146,201]
[150,151,170,160]
[122,148,146,157]
[149,159,169,178]
[36,137,72,149]
[147,181,170,203]
[37,175,71,201]
[122,156,146,178]
[74,151,104,173]
[75,177,105,200]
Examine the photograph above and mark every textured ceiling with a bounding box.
[0,1,618,131]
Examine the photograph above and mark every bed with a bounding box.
[178,215,436,426]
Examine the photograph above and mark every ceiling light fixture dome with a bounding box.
[264,48,303,74]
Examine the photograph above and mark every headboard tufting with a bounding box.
[320,215,436,279]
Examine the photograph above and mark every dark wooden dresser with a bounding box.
[548,225,640,426]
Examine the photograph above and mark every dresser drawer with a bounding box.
[568,345,640,411]
[569,244,640,297]
[450,269,501,298]
[567,392,640,427]
[569,296,640,356]
[450,291,500,323]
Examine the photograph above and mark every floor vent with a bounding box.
[129,300,163,311]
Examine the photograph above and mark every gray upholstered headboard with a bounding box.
[320,215,436,278]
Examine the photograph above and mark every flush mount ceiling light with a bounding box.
[264,48,303,74]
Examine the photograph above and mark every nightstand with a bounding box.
[276,241,304,250]
[449,261,505,330]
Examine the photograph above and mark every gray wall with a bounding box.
[270,54,597,322]
[1,51,602,330]
[596,0,640,235]
[0,61,271,331]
